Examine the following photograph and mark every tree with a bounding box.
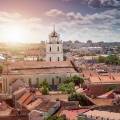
[68,93,94,106]
[41,86,49,95]
[78,117,86,120]
[106,85,118,92]
[40,80,50,95]
[64,75,84,86]
[71,75,84,86]
[97,56,106,63]
[117,46,120,53]
[106,54,120,65]
[97,54,120,65]
[59,82,75,94]
[40,79,49,88]
[64,77,72,84]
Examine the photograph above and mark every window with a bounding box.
[59,78,61,84]
[28,78,32,86]
[50,57,51,61]
[52,78,54,86]
[50,46,51,52]
[57,46,59,51]
[58,57,60,61]
[0,83,2,93]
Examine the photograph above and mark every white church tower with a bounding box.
[46,27,63,62]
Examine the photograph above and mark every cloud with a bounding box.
[45,9,65,17]
[62,0,73,1]
[0,9,120,42]
[0,11,50,43]
[88,0,102,8]
[62,0,120,8]
[88,0,120,8]
[45,8,119,25]
[45,8,120,42]
[46,9,85,22]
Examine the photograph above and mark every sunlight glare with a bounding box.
[2,23,28,44]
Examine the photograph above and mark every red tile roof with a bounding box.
[2,61,77,77]
[23,94,34,106]
[60,109,89,120]
[83,70,120,84]
[23,49,45,56]
[26,99,43,111]
[36,101,58,112]
[18,92,31,105]
[5,61,73,70]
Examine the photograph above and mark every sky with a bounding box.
[0,0,120,43]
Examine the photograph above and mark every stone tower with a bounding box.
[46,27,63,62]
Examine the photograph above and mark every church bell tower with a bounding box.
[46,27,63,62]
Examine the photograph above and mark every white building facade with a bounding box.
[46,28,63,62]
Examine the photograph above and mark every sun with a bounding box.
[2,23,27,44]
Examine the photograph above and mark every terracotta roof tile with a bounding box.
[18,92,31,104]
[60,109,89,120]
[83,70,120,84]
[6,61,73,70]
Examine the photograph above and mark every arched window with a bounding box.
[0,83,2,93]
[59,78,61,84]
[50,46,51,52]
[52,78,54,86]
[58,57,60,61]
[49,57,51,61]
[28,78,32,86]
[36,78,40,88]
[57,46,59,51]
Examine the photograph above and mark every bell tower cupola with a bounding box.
[46,26,63,62]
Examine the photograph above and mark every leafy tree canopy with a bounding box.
[97,54,120,65]
[40,80,50,95]
[59,82,75,94]
[68,93,94,106]
[64,75,84,86]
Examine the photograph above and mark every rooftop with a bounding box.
[16,89,59,112]
[0,101,12,117]
[4,60,73,71]
[82,70,120,84]
[60,109,89,120]
[83,110,120,120]
[92,99,113,106]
